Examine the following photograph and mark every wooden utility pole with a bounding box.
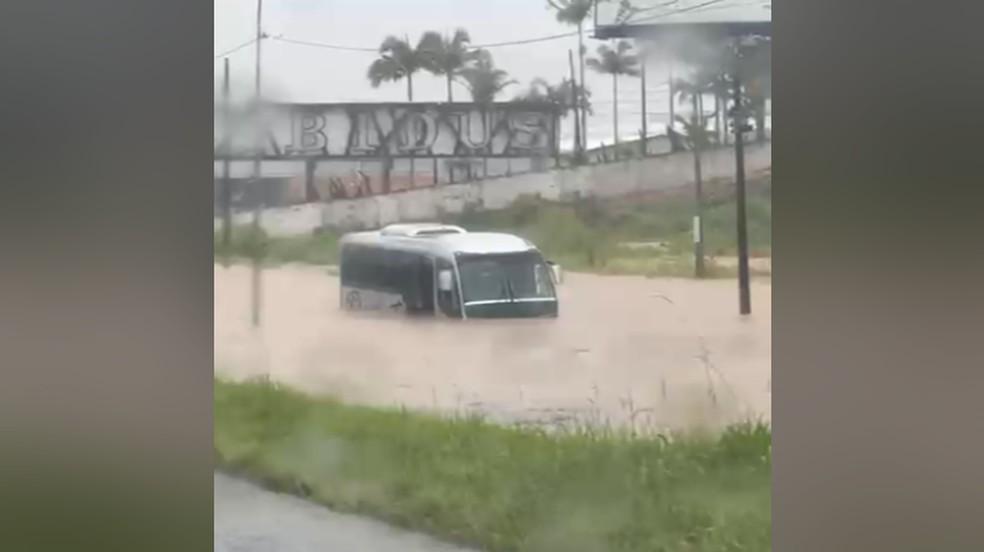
[221,58,232,256]
[568,49,581,160]
[251,0,264,327]
[668,60,675,134]
[640,55,648,157]
[692,92,705,278]
[732,41,751,315]
[577,22,587,154]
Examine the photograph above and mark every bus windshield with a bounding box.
[457,251,556,306]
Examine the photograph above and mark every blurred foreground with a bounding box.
[215,379,771,552]
[215,472,474,552]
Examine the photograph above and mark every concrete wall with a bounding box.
[215,142,771,237]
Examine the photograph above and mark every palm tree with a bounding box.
[418,29,478,102]
[741,39,771,143]
[515,78,591,155]
[514,77,592,118]
[367,35,429,101]
[586,40,640,152]
[458,50,516,178]
[678,107,715,277]
[707,73,731,145]
[674,71,718,123]
[547,0,594,152]
[367,35,431,193]
[458,50,517,105]
[671,88,716,277]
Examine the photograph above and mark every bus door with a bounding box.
[435,258,463,319]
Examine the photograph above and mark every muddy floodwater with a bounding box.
[215,264,771,431]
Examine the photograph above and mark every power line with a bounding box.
[266,28,593,56]
[628,0,734,24]
[214,37,260,59]
[472,30,582,49]
[218,1,767,59]
[630,0,684,15]
[271,36,376,52]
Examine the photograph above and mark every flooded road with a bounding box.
[215,472,476,552]
[215,264,771,431]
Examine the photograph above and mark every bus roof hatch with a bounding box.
[380,223,467,238]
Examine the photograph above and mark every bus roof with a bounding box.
[340,225,538,258]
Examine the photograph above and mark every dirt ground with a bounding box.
[215,264,771,431]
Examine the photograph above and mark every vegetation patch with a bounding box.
[214,175,770,279]
[215,377,771,552]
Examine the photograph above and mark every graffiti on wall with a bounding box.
[215,102,560,160]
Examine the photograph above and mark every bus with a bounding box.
[338,223,561,319]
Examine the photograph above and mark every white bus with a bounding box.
[338,223,561,319]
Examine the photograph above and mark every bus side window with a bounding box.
[417,256,435,313]
[385,250,411,307]
[436,259,461,318]
[344,246,383,291]
[340,245,360,287]
[362,248,384,290]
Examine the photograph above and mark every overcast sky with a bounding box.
[213,0,769,145]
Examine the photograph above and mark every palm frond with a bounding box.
[367,34,432,91]
[547,0,594,26]
[367,57,404,87]
[458,49,516,104]
[587,40,640,77]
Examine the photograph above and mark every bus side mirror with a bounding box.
[438,270,454,292]
[547,261,562,285]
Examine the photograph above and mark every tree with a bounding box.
[418,29,478,102]
[547,0,594,152]
[740,39,771,143]
[670,36,772,144]
[514,77,592,118]
[458,50,517,105]
[675,92,716,278]
[367,35,429,101]
[586,40,640,151]
[367,35,431,193]
[458,50,516,178]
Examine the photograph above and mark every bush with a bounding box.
[215,378,772,552]
[213,175,771,278]
[214,225,269,261]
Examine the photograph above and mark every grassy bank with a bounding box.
[214,226,342,267]
[215,378,771,552]
[214,174,771,278]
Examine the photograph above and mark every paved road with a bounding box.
[215,472,477,552]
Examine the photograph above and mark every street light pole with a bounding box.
[732,40,752,315]
[250,0,264,327]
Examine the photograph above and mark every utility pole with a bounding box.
[640,55,648,158]
[732,40,752,315]
[692,91,705,278]
[578,22,587,155]
[668,60,675,134]
[251,0,264,327]
[568,49,581,161]
[221,58,232,258]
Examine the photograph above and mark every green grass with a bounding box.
[214,175,771,278]
[214,226,342,267]
[215,377,772,552]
